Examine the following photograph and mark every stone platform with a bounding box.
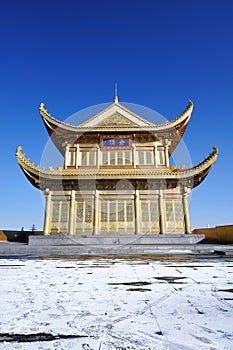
[29,234,205,246]
[1,240,233,257]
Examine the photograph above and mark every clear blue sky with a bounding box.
[1,0,232,230]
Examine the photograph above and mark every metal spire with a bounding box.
[114,83,118,103]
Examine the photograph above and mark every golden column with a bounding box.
[44,189,51,235]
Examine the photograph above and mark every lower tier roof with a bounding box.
[16,146,218,190]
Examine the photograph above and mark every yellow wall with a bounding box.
[193,225,233,243]
[0,230,7,241]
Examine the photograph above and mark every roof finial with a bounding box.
[114,83,118,103]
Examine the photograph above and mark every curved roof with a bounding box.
[16,145,218,190]
[39,100,193,155]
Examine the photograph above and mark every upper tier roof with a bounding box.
[39,99,193,156]
[16,146,218,190]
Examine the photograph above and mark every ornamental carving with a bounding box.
[97,112,136,126]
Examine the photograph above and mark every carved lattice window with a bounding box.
[118,201,125,222]
[141,202,149,222]
[52,203,59,222]
[76,202,84,222]
[101,202,108,222]
[126,202,134,222]
[165,200,183,222]
[85,203,93,223]
[52,201,69,223]
[76,201,93,223]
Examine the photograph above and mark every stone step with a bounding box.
[29,234,205,246]
[1,241,233,257]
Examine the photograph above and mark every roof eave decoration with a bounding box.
[39,101,193,154]
[16,145,218,190]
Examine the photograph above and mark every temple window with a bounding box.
[141,200,159,232]
[68,147,76,167]
[118,201,125,221]
[165,200,183,222]
[126,202,134,221]
[76,200,93,223]
[76,202,84,222]
[137,150,154,165]
[81,150,97,166]
[150,201,159,222]
[52,202,59,222]
[51,201,69,223]
[85,203,93,223]
[165,201,173,221]
[141,202,150,221]
[102,150,132,166]
[100,200,134,223]
[165,200,184,232]
[109,202,116,222]
[60,202,69,222]
[101,202,108,222]
[141,201,158,222]
[157,148,165,166]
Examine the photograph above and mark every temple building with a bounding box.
[16,97,218,235]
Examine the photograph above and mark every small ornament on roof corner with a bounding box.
[16,146,22,155]
[39,102,45,110]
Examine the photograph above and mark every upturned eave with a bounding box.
[39,101,193,155]
[16,146,218,190]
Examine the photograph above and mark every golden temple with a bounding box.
[16,97,218,235]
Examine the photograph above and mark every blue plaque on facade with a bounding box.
[103,138,129,147]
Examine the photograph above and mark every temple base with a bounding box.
[29,234,205,246]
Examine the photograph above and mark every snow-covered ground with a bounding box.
[0,256,233,350]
